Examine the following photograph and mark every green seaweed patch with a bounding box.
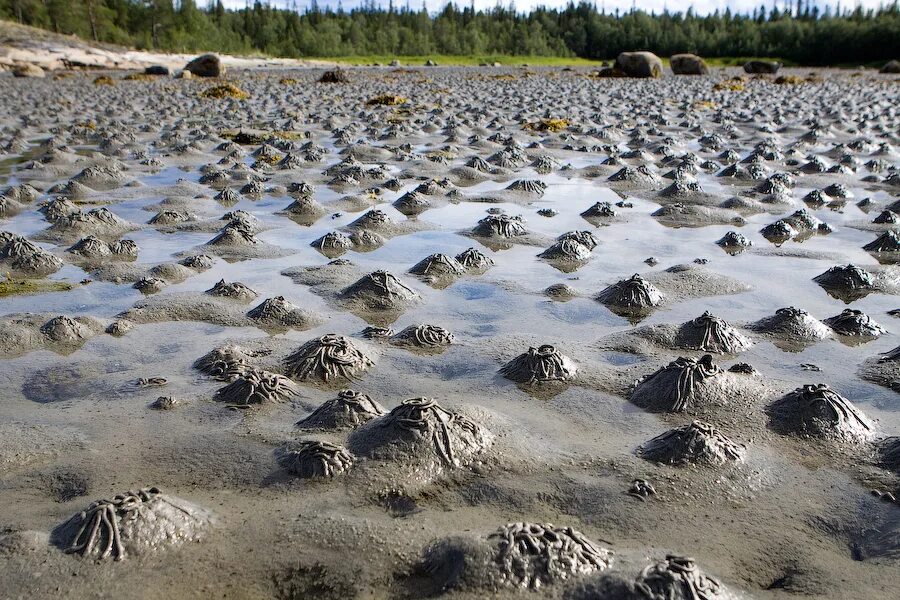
[692,100,717,110]
[123,72,155,82]
[774,74,822,84]
[523,118,570,133]
[200,83,250,100]
[220,130,305,144]
[0,277,75,298]
[426,149,457,160]
[713,77,746,91]
[366,94,407,106]
[253,153,282,166]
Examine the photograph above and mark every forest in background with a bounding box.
[2,0,899,65]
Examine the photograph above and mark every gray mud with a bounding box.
[0,66,898,600]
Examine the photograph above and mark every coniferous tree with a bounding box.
[0,0,897,64]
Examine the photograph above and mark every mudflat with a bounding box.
[0,65,898,599]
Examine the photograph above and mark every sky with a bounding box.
[218,0,889,16]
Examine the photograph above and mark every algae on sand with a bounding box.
[0,277,75,298]
[366,94,407,106]
[199,83,250,100]
[523,118,571,132]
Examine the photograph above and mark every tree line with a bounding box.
[2,0,899,65]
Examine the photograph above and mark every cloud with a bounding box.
[218,0,888,16]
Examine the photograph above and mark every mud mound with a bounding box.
[646,264,750,300]
[879,437,900,473]
[634,555,727,600]
[813,264,876,301]
[348,397,492,470]
[339,270,419,310]
[748,307,832,344]
[630,355,732,413]
[346,209,393,232]
[393,190,431,216]
[672,312,753,354]
[276,441,354,478]
[488,522,611,589]
[409,253,465,281]
[639,420,745,466]
[312,231,352,257]
[193,344,256,380]
[390,324,454,349]
[823,309,886,338]
[283,334,373,383]
[207,222,259,246]
[506,179,547,195]
[51,487,211,561]
[472,214,527,238]
[70,163,128,190]
[767,384,875,444]
[213,369,300,407]
[863,230,900,253]
[419,523,611,592]
[596,274,664,310]
[296,390,386,431]
[716,231,752,253]
[581,202,618,220]
[0,234,63,276]
[857,346,900,393]
[0,313,104,357]
[282,195,326,225]
[539,231,597,264]
[41,208,135,242]
[500,344,577,384]
[67,236,138,260]
[246,296,319,330]
[206,279,257,301]
[455,247,494,270]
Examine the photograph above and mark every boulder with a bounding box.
[880,60,900,74]
[319,68,349,83]
[743,60,781,74]
[12,64,45,78]
[184,54,223,78]
[613,52,664,78]
[596,67,626,78]
[670,53,709,75]
[144,65,170,76]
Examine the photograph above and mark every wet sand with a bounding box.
[0,65,898,599]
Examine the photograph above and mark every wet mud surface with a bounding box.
[0,66,898,598]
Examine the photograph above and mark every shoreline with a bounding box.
[3,20,891,73]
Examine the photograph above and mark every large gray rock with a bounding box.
[144,65,170,76]
[880,60,900,74]
[670,53,709,75]
[184,54,223,78]
[743,60,781,74]
[613,52,664,78]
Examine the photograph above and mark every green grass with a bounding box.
[701,56,792,67]
[324,55,605,67]
[321,54,808,69]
